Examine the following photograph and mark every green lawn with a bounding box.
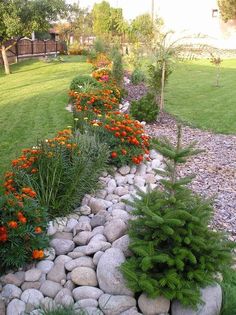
[165,59,236,134]
[0,55,91,178]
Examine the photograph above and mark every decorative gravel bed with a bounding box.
[146,114,236,240]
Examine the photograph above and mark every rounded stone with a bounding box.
[25,268,42,281]
[7,298,25,315]
[99,294,136,315]
[74,298,98,308]
[65,256,95,271]
[36,260,54,274]
[104,219,127,243]
[71,267,98,286]
[93,251,104,266]
[21,289,44,306]
[40,280,63,298]
[97,248,132,295]
[50,239,75,255]
[73,286,104,301]
[2,284,22,300]
[47,263,66,283]
[21,282,41,291]
[119,166,131,176]
[138,293,170,315]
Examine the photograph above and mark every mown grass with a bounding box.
[0,55,91,179]
[165,59,236,134]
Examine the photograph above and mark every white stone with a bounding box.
[89,198,107,214]
[105,193,120,202]
[73,221,91,234]
[73,231,92,245]
[151,158,162,169]
[120,307,142,315]
[25,269,42,282]
[85,241,111,255]
[138,293,170,315]
[99,294,136,315]
[79,205,91,215]
[43,248,56,261]
[115,175,128,186]
[54,255,72,265]
[112,209,130,222]
[119,165,131,175]
[90,226,105,238]
[97,248,133,295]
[134,176,145,187]
[2,284,22,300]
[126,174,135,184]
[107,179,117,194]
[104,219,127,242]
[112,235,131,257]
[50,239,75,255]
[144,174,156,184]
[93,251,104,266]
[73,286,104,301]
[96,189,107,199]
[54,288,73,306]
[47,263,66,283]
[114,187,129,196]
[74,298,98,308]
[136,164,147,176]
[40,280,63,298]
[71,267,97,286]
[65,218,78,232]
[171,284,222,315]
[47,221,57,236]
[21,289,43,306]
[36,260,54,274]
[65,256,95,271]
[7,299,25,315]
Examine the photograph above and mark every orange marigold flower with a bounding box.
[35,227,42,234]
[8,221,18,229]
[19,216,27,224]
[111,152,118,159]
[32,249,44,259]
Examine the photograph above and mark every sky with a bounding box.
[69,0,154,21]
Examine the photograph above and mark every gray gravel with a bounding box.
[146,114,236,240]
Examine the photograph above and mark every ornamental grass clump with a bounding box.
[0,193,48,273]
[7,129,110,219]
[121,126,235,308]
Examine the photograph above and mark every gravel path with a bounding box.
[146,114,236,240]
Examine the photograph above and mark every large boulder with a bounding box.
[97,248,133,295]
[171,284,222,315]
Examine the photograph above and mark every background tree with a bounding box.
[129,14,154,45]
[0,0,67,75]
[218,0,236,22]
[92,1,111,40]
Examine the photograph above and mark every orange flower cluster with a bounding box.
[32,249,44,259]
[69,89,119,115]
[92,68,112,82]
[103,112,150,165]
[87,53,112,69]
[0,226,7,242]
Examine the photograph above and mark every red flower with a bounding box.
[111,152,118,158]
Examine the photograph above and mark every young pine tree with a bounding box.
[121,126,235,308]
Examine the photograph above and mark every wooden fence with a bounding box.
[0,38,66,65]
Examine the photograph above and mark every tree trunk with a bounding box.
[159,60,166,118]
[1,45,10,75]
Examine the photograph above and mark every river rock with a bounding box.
[97,248,132,295]
[65,256,95,271]
[71,267,97,286]
[25,269,42,282]
[119,166,131,176]
[171,284,222,315]
[2,284,22,301]
[89,198,107,214]
[50,239,75,255]
[40,280,62,298]
[73,286,104,301]
[21,289,43,306]
[36,260,54,274]
[112,235,131,257]
[47,263,66,283]
[99,294,136,315]
[74,298,98,308]
[138,293,170,315]
[104,219,127,242]
[7,298,25,315]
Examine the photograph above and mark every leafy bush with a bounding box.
[130,93,158,123]
[7,130,109,219]
[111,48,124,86]
[0,193,48,273]
[94,38,107,54]
[121,127,234,308]
[70,75,102,93]
[131,68,146,85]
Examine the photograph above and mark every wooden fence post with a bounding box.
[31,40,34,55]
[44,41,47,55]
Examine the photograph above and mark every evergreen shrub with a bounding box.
[130,93,158,123]
[131,68,146,85]
[121,127,235,307]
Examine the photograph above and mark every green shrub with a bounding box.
[131,68,146,85]
[111,48,124,86]
[70,75,102,93]
[0,195,49,273]
[94,38,107,54]
[10,130,109,219]
[220,269,236,315]
[39,304,83,315]
[121,127,235,308]
[130,93,158,123]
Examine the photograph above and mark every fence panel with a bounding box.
[33,40,45,54]
[46,40,57,53]
[17,38,33,55]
